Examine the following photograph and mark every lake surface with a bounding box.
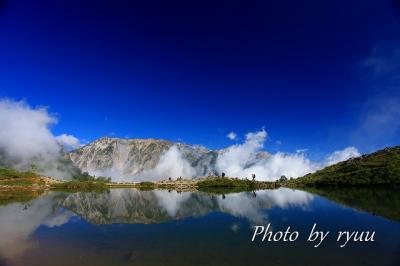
[0,187,399,266]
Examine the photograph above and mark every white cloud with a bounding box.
[324,146,360,166]
[136,145,196,181]
[227,131,237,140]
[0,99,80,179]
[216,129,316,180]
[216,129,360,181]
[217,129,267,176]
[56,134,83,150]
[0,99,60,166]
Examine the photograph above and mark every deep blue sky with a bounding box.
[0,0,399,156]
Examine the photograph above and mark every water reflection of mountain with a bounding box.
[1,187,399,263]
[61,188,314,225]
[0,188,313,261]
[62,190,217,224]
[301,187,400,221]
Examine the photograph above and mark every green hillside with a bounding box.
[288,146,400,186]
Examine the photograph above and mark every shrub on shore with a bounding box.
[51,180,108,191]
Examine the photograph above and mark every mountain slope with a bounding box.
[68,137,219,181]
[290,146,400,186]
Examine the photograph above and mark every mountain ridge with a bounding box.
[68,137,222,181]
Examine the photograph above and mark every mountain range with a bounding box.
[68,137,271,181]
[68,137,221,181]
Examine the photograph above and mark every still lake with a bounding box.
[0,187,399,266]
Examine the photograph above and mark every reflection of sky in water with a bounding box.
[0,188,399,266]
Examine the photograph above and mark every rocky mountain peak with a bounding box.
[69,137,218,181]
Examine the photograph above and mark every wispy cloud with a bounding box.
[352,97,400,149]
[352,43,400,150]
[227,131,237,140]
[363,47,400,79]
[56,134,83,151]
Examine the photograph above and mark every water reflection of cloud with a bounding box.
[0,193,69,260]
[217,193,267,224]
[152,189,268,224]
[255,188,314,209]
[215,188,314,226]
[154,190,193,217]
[153,188,314,225]
[43,209,76,228]
[0,188,315,261]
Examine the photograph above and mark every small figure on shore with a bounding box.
[221,172,226,178]
[252,174,256,181]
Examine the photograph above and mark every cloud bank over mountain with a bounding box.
[69,129,360,182]
[0,98,361,181]
[214,129,359,181]
[135,145,196,182]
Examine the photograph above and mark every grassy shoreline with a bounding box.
[0,168,280,192]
